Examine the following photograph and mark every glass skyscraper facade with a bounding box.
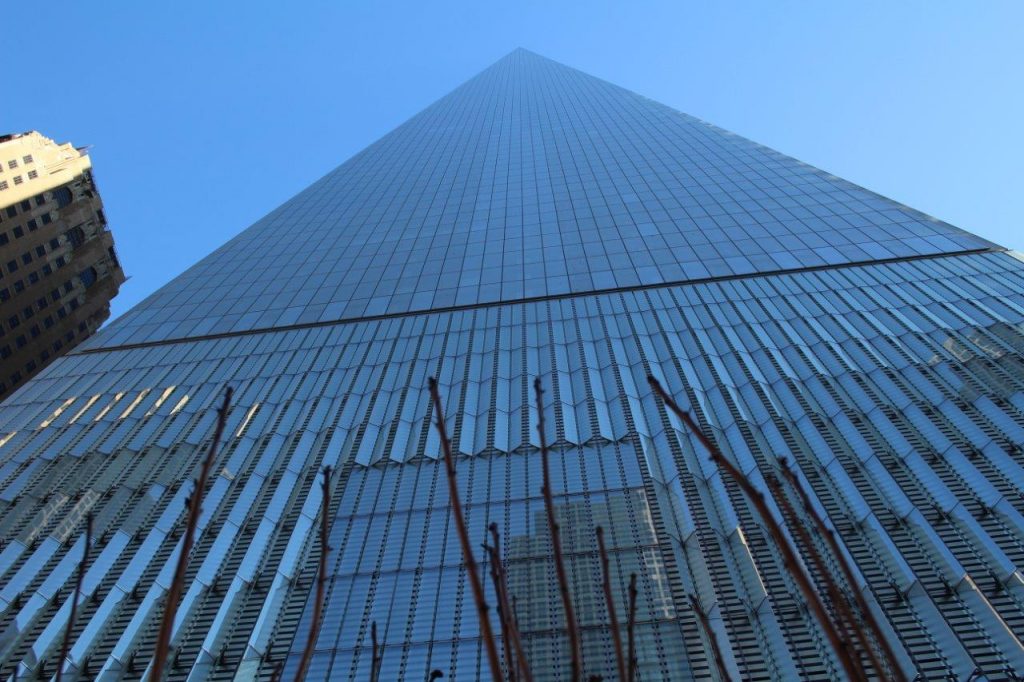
[1,48,1023,680]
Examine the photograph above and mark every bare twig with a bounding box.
[487,523,533,682]
[647,376,861,681]
[370,620,381,682]
[627,573,638,681]
[56,513,93,682]
[596,527,627,681]
[767,472,870,679]
[152,386,233,677]
[296,466,333,681]
[689,593,732,682]
[428,377,503,682]
[533,377,583,680]
[779,458,907,682]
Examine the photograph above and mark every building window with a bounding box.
[41,214,52,225]
[0,235,7,246]
[21,253,32,266]
[79,267,98,288]
[35,246,45,257]
[0,347,9,359]
[5,207,15,218]
[23,155,33,164]
[7,261,17,273]
[8,316,19,328]
[13,227,23,238]
[27,220,37,231]
[7,160,17,170]
[34,195,45,207]
[28,272,39,284]
[0,289,8,302]
[12,176,22,185]
[27,170,38,180]
[14,281,24,293]
[53,187,73,208]
[0,181,7,191]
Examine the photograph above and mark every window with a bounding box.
[19,201,29,212]
[7,261,17,273]
[79,267,98,288]
[0,289,8,302]
[28,272,39,284]
[35,246,45,257]
[0,181,7,191]
[7,159,17,170]
[49,238,59,250]
[7,316,18,328]
[13,281,24,293]
[34,195,45,207]
[22,155,33,164]
[0,346,9,359]
[53,187,73,208]
[27,220,37,231]
[27,170,37,180]
[12,176,22,185]
[0,235,7,246]
[13,227,23,238]
[21,253,33,266]
[41,214,51,225]
[5,207,15,219]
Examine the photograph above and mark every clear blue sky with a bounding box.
[6,1,1022,321]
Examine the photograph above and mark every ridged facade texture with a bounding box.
[0,49,1022,681]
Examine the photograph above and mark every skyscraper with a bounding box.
[0,132,125,401]
[1,48,1023,680]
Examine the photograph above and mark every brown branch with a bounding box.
[152,386,233,677]
[296,465,333,681]
[647,376,861,681]
[533,377,583,680]
[779,458,907,682]
[487,523,533,682]
[370,620,381,682]
[767,475,870,679]
[627,572,638,681]
[56,513,93,682]
[429,377,503,682]
[689,593,732,682]
[596,526,627,681]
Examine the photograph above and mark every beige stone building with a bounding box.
[0,131,124,401]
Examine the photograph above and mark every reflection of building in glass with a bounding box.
[503,488,680,680]
[1,50,1024,681]
[0,132,124,401]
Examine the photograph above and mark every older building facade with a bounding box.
[0,51,1022,680]
[0,132,124,401]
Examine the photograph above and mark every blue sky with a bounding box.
[6,1,1022,321]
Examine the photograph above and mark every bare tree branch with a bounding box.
[151,386,233,677]
[56,513,93,682]
[296,466,333,681]
[647,376,861,681]
[779,457,907,682]
[627,573,638,681]
[596,526,627,682]
[429,377,503,682]
[689,593,732,682]
[533,377,583,680]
